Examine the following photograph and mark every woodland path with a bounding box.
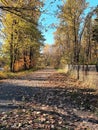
[0,68,98,129]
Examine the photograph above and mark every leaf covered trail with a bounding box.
[0,68,98,129]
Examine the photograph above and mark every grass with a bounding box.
[73,70,98,89]
[0,69,34,80]
[57,68,68,73]
[57,68,98,89]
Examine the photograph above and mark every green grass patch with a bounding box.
[0,69,35,80]
[57,68,67,73]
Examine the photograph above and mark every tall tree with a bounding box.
[92,14,98,70]
[1,0,44,72]
[59,0,88,64]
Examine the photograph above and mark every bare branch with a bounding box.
[79,5,98,42]
[0,6,38,25]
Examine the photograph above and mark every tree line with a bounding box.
[0,0,98,77]
[0,0,44,72]
[43,0,98,79]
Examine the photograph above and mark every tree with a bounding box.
[1,0,44,72]
[59,0,88,64]
[54,0,88,78]
[92,15,98,71]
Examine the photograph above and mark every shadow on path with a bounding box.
[0,69,98,129]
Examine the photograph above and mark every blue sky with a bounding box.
[39,0,62,44]
[39,0,98,45]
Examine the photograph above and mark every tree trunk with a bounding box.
[23,51,27,70]
[10,31,14,72]
[73,19,80,79]
[29,47,33,68]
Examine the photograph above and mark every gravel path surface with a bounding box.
[0,68,98,129]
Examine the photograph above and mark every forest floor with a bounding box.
[0,68,98,130]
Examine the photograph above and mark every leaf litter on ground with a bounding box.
[0,69,98,129]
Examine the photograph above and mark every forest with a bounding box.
[43,0,98,79]
[0,0,98,76]
[0,0,44,72]
[0,0,98,129]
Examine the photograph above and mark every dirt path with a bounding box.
[0,68,98,129]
